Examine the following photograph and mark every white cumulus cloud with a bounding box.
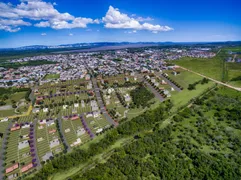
[103,6,173,33]
[41,33,46,36]
[0,0,98,32]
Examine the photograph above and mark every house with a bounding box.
[90,100,99,111]
[43,108,48,113]
[46,120,55,126]
[21,124,30,129]
[77,128,85,136]
[11,126,20,131]
[85,74,91,80]
[163,90,171,98]
[48,129,56,134]
[18,140,29,150]
[86,112,93,118]
[87,82,92,90]
[107,88,114,94]
[96,128,103,134]
[63,105,68,109]
[81,100,85,108]
[21,163,33,173]
[71,116,79,121]
[39,119,46,125]
[154,82,159,87]
[65,128,70,133]
[5,163,19,174]
[70,138,81,147]
[38,126,44,131]
[151,78,156,83]
[93,111,100,118]
[161,80,167,85]
[32,108,40,113]
[7,173,18,180]
[74,103,79,108]
[37,137,43,142]
[49,139,60,148]
[42,152,53,162]
[124,94,131,102]
[0,117,8,122]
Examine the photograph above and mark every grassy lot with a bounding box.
[0,109,16,117]
[172,49,241,87]
[172,56,223,81]
[44,74,60,80]
[227,63,241,87]
[163,69,215,111]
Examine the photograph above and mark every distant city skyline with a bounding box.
[0,0,241,48]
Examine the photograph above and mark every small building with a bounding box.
[77,128,86,136]
[21,163,33,173]
[42,152,53,162]
[11,126,20,131]
[32,108,40,113]
[49,139,60,148]
[43,108,48,113]
[39,119,46,125]
[70,138,81,147]
[63,105,68,109]
[85,74,91,80]
[5,163,19,174]
[71,116,79,121]
[74,103,79,108]
[46,120,55,126]
[96,128,103,134]
[81,100,85,108]
[0,117,8,122]
[124,94,131,102]
[48,129,56,134]
[21,124,30,129]
[65,128,70,133]
[93,111,100,118]
[8,173,18,180]
[18,140,29,150]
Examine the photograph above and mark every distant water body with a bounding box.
[53,44,159,53]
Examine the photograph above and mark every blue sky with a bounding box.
[0,0,241,48]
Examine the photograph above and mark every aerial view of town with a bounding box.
[0,0,240,180]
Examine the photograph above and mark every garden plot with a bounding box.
[85,114,111,135]
[61,116,90,147]
[104,88,126,119]
[100,75,138,88]
[5,123,35,177]
[18,115,34,123]
[39,79,90,90]
[36,119,64,163]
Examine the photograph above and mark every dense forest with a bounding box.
[72,87,241,180]
[130,85,155,108]
[28,87,241,180]
[0,60,56,69]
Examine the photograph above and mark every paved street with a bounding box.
[0,122,12,180]
[57,115,71,152]
[92,78,116,126]
[159,74,182,92]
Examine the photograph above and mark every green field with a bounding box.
[173,50,241,87]
[44,74,60,80]
[163,69,215,110]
